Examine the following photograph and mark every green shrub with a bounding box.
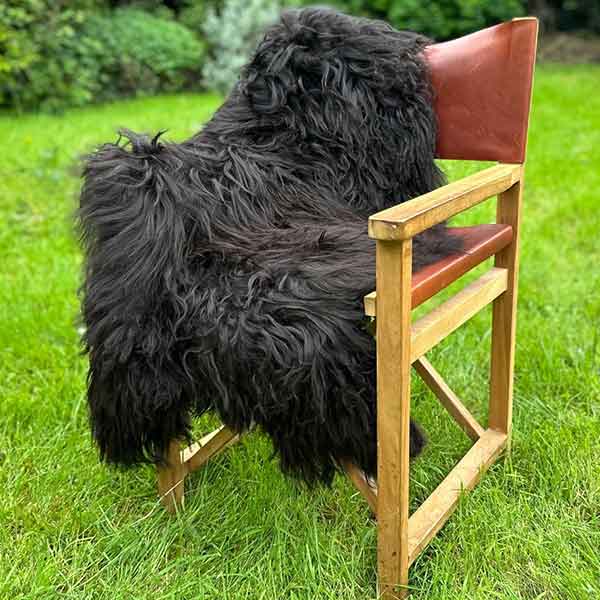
[200,0,281,95]
[392,0,524,39]
[540,0,600,34]
[108,0,176,20]
[336,0,524,40]
[0,4,205,112]
[81,9,205,100]
[0,1,98,110]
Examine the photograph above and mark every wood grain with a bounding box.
[375,239,412,599]
[411,268,508,362]
[407,428,507,565]
[489,180,523,434]
[368,164,522,241]
[364,291,377,317]
[184,425,240,473]
[157,440,187,513]
[343,461,378,514]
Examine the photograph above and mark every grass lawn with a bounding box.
[1,66,599,600]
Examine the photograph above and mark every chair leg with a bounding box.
[376,239,412,599]
[490,179,523,438]
[157,440,187,513]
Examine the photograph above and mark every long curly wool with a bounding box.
[79,8,462,484]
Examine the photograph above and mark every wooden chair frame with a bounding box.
[157,161,524,598]
[368,162,523,598]
[156,14,540,597]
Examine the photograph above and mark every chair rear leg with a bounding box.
[157,440,187,512]
[490,178,523,439]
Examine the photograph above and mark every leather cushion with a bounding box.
[412,224,513,307]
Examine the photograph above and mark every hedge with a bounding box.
[1,1,598,112]
[0,3,205,112]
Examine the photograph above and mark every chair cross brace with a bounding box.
[413,357,484,442]
[157,425,239,511]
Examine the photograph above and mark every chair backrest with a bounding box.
[424,18,538,163]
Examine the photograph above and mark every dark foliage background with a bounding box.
[0,0,596,111]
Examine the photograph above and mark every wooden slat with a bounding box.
[181,427,224,462]
[183,425,240,473]
[364,291,377,317]
[407,428,507,565]
[489,180,523,435]
[376,239,412,599]
[343,461,378,514]
[413,357,484,442]
[368,164,522,241]
[411,268,508,363]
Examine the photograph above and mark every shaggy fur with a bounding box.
[79,8,462,484]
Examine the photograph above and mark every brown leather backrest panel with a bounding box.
[424,18,538,163]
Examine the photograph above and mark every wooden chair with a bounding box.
[157,18,538,599]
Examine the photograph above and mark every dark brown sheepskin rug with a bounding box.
[78,7,461,484]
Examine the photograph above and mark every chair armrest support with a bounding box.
[368,163,523,241]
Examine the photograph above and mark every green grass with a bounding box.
[1,67,599,599]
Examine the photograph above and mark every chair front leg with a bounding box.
[376,238,413,599]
